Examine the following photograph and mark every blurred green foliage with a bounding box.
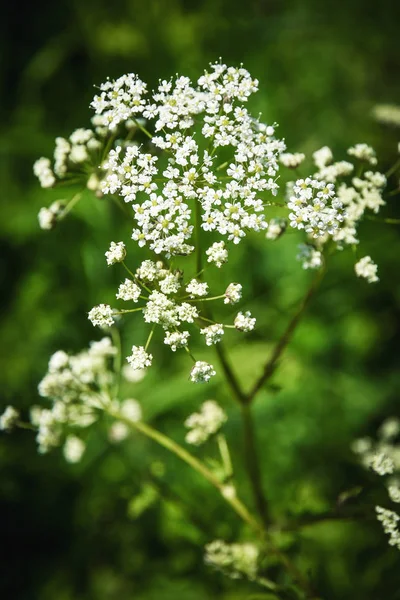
[1,0,400,598]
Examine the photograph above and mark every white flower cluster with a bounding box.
[105,241,126,265]
[265,217,286,240]
[34,127,103,189]
[280,152,305,168]
[355,256,379,283]
[38,200,65,230]
[126,346,152,370]
[206,241,228,267]
[347,144,377,165]
[376,507,400,550]
[288,178,344,238]
[234,311,256,332]
[353,417,400,550]
[88,304,115,328]
[116,279,141,302]
[94,62,285,256]
[372,104,400,128]
[224,283,242,304]
[204,540,259,581]
[190,361,216,384]
[88,256,255,382]
[185,400,227,445]
[200,323,225,346]
[33,338,117,454]
[0,406,20,431]
[296,244,323,270]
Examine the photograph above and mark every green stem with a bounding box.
[385,157,400,178]
[110,412,261,532]
[246,268,324,403]
[365,215,400,225]
[132,118,153,140]
[217,434,234,479]
[241,403,270,528]
[58,189,84,220]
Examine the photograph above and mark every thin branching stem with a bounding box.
[246,268,324,404]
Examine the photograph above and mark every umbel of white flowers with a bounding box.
[353,417,400,551]
[32,61,389,383]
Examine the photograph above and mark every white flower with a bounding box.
[372,104,400,127]
[164,330,190,351]
[348,143,377,165]
[288,178,343,238]
[313,146,333,170]
[379,418,400,441]
[234,311,256,332]
[206,241,228,267]
[204,540,259,581]
[88,304,115,328]
[122,364,147,382]
[186,279,209,297]
[355,256,379,283]
[296,244,323,270]
[109,421,129,442]
[116,279,141,302]
[280,152,305,168]
[0,406,19,431]
[127,346,152,370]
[388,483,400,504]
[376,506,400,550]
[190,361,216,383]
[200,324,224,346]
[38,200,65,230]
[159,273,181,295]
[105,241,126,265]
[33,157,55,188]
[266,218,286,240]
[120,398,142,422]
[63,435,86,463]
[224,283,242,305]
[48,351,70,372]
[185,400,227,445]
[370,452,395,476]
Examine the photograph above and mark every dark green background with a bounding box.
[1,1,400,598]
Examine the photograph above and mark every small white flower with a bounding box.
[224,283,242,305]
[127,346,152,370]
[313,146,333,170]
[63,435,86,463]
[88,304,115,328]
[376,506,400,550]
[348,143,377,166]
[186,279,209,298]
[116,279,141,302]
[355,256,379,283]
[190,361,216,383]
[200,324,224,346]
[185,400,227,444]
[234,311,256,332]
[0,406,20,431]
[266,218,286,240]
[280,152,305,168]
[120,398,142,422]
[296,244,323,270]
[33,157,55,188]
[48,351,70,372]
[109,421,129,442]
[105,241,126,266]
[206,241,228,268]
[370,452,395,476]
[164,330,190,351]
